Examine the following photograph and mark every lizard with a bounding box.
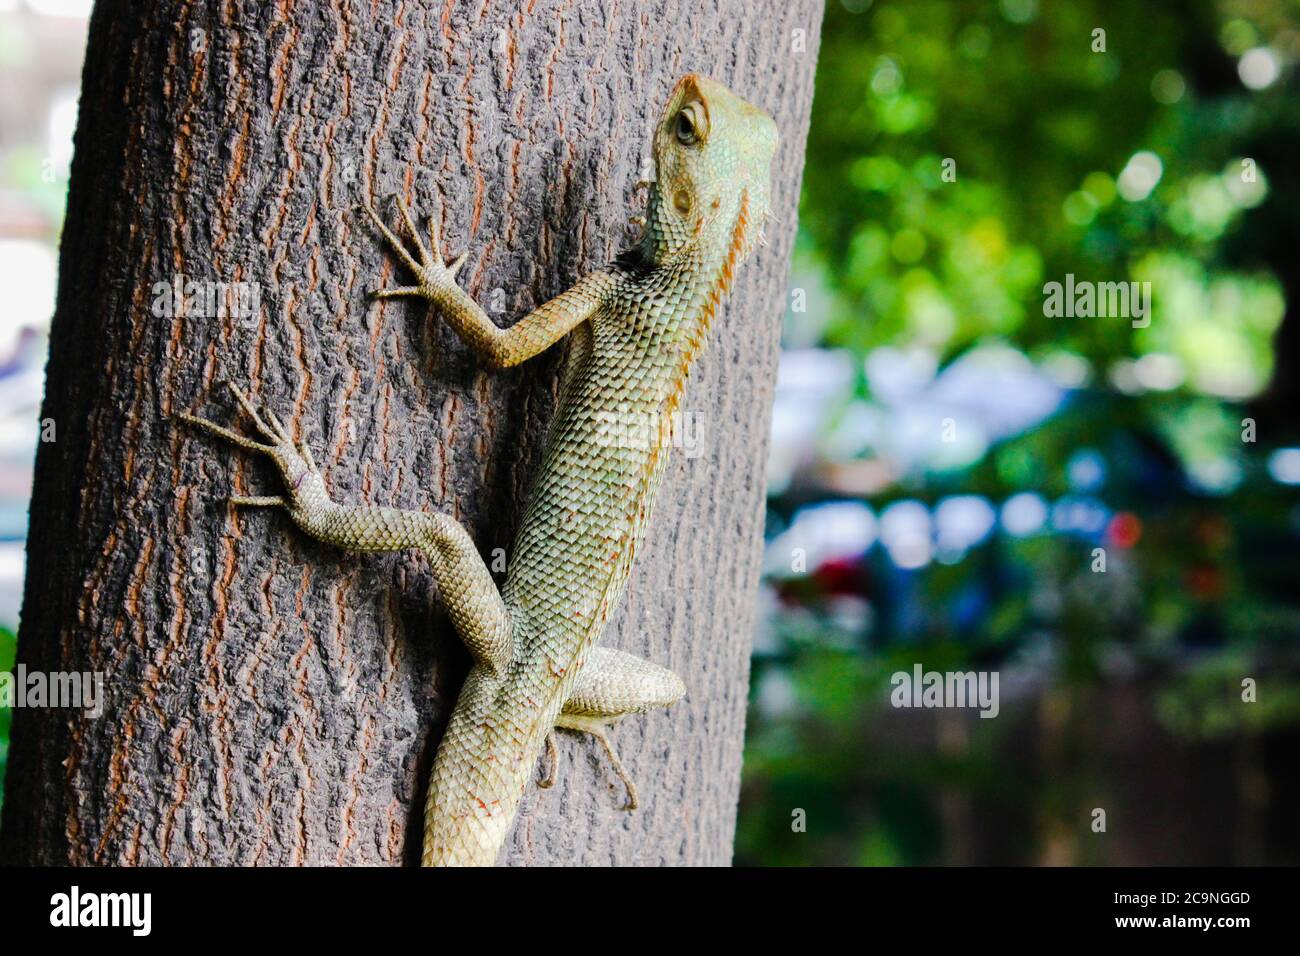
[179,74,778,866]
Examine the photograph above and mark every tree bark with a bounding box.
[0,0,821,866]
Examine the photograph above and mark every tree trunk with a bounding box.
[0,0,821,866]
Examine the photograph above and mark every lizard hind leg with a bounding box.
[178,385,514,674]
[553,647,686,811]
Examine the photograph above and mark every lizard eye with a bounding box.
[674,102,707,145]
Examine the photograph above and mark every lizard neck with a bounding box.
[668,188,753,387]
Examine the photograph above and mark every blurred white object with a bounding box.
[0,240,56,346]
[0,541,24,628]
[764,500,876,577]
[768,349,856,493]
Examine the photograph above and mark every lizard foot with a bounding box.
[176,383,322,514]
[364,197,466,302]
[555,714,639,811]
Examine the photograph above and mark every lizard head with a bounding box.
[642,74,777,268]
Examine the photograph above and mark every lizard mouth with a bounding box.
[732,187,772,262]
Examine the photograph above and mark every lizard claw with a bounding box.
[224,381,291,446]
[178,387,321,514]
[589,725,638,811]
[365,198,465,301]
[228,495,287,509]
[368,285,423,302]
[537,732,558,790]
[393,197,433,269]
[175,409,276,455]
[553,719,640,811]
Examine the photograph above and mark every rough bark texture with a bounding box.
[0,0,821,866]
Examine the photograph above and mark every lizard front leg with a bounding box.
[365,198,615,368]
[178,384,513,673]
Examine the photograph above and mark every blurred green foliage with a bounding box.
[0,627,14,820]
[796,0,1289,388]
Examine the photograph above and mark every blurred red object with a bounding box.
[812,555,868,597]
[1186,565,1223,600]
[1107,511,1142,549]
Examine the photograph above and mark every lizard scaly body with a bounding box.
[180,74,777,866]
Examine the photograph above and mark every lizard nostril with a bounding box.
[673,189,691,214]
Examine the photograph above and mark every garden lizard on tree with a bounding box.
[180,74,777,866]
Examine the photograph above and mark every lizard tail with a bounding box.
[418,671,556,867]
